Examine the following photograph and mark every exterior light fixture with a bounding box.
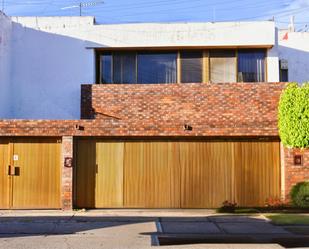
[183,124,193,131]
[294,155,303,166]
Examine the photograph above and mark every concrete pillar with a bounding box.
[61,136,73,210]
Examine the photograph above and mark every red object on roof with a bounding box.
[282,32,288,40]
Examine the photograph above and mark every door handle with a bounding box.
[13,166,20,176]
[7,165,20,176]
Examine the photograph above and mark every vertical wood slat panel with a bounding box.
[95,142,124,208]
[180,141,234,208]
[75,139,96,208]
[12,138,61,209]
[124,141,180,208]
[0,139,10,209]
[234,141,281,207]
[75,139,280,209]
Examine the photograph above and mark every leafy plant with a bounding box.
[265,197,289,209]
[218,200,238,213]
[290,181,309,208]
[278,82,309,148]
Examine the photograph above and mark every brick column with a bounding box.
[61,136,73,210]
[283,147,309,200]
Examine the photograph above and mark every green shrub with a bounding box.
[278,83,309,148]
[290,182,309,208]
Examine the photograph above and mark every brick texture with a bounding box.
[0,82,286,137]
[283,147,309,200]
[61,136,73,210]
[81,82,286,136]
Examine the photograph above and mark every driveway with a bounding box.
[0,210,307,249]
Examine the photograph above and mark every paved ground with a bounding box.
[0,210,308,249]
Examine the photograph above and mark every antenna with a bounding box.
[61,1,104,16]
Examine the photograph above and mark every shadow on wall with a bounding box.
[5,22,104,120]
[278,45,309,84]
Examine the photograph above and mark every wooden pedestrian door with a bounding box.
[0,138,61,209]
[76,139,281,208]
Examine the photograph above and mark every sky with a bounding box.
[2,0,309,29]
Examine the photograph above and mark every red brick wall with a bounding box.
[61,136,73,210]
[0,82,285,137]
[283,147,309,200]
[80,82,286,136]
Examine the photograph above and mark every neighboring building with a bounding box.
[0,12,308,210]
[278,28,309,83]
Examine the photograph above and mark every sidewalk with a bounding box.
[0,210,308,248]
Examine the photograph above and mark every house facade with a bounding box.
[0,12,308,210]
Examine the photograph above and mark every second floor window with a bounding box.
[138,53,177,84]
[238,50,265,82]
[98,49,266,84]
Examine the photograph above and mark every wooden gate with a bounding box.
[75,139,280,208]
[0,138,61,209]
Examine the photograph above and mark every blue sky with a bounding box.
[2,0,309,29]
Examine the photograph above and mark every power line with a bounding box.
[61,1,103,16]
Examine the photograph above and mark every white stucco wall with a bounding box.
[5,17,277,119]
[0,12,12,118]
[278,30,309,83]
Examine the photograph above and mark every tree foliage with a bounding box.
[278,83,309,148]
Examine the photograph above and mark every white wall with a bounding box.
[278,30,309,83]
[0,12,12,118]
[5,17,277,119]
[267,28,280,83]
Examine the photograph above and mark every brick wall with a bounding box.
[283,147,309,200]
[61,136,73,210]
[80,82,286,136]
[0,82,285,137]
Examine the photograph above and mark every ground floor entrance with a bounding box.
[0,138,61,209]
[75,139,281,208]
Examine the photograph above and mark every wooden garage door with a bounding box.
[179,141,234,208]
[234,141,281,206]
[75,140,124,208]
[75,139,280,208]
[0,139,10,209]
[0,138,61,209]
[124,142,180,208]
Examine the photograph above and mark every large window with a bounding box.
[137,52,177,83]
[98,49,267,84]
[210,50,236,83]
[237,50,265,82]
[180,51,203,83]
[100,52,177,84]
[113,52,136,84]
[100,53,112,84]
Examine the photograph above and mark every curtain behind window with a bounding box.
[100,53,112,83]
[210,50,236,83]
[137,53,177,83]
[180,51,203,83]
[238,50,265,82]
[113,52,136,84]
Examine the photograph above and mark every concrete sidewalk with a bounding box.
[0,209,216,218]
[0,210,308,248]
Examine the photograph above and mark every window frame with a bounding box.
[96,48,268,84]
